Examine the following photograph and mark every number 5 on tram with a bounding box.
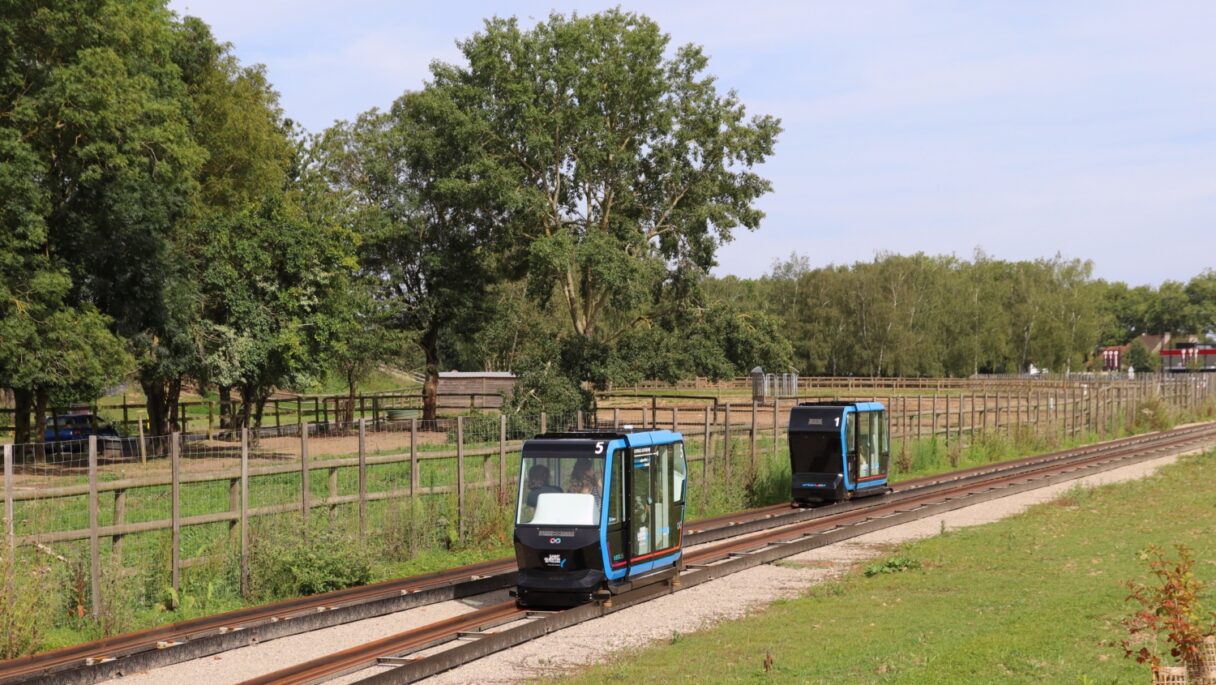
[512,430,688,607]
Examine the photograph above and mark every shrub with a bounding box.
[1134,394,1173,433]
[0,549,63,658]
[246,522,372,600]
[1118,545,1216,671]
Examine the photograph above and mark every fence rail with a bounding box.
[2,374,1214,620]
[0,391,507,440]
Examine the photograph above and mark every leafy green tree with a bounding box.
[321,275,406,424]
[174,15,303,432]
[427,10,780,392]
[194,194,356,432]
[1144,281,1198,335]
[1126,340,1155,372]
[1185,270,1216,336]
[0,0,202,438]
[322,87,511,421]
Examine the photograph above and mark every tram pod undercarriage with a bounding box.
[788,401,891,504]
[512,430,688,607]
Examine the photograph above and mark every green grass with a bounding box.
[556,450,1216,685]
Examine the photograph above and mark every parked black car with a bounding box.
[43,412,125,454]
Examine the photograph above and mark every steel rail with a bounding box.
[6,424,1213,685]
[309,424,1216,685]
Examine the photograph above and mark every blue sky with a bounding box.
[167,1,1216,286]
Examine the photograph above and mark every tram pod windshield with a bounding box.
[788,401,890,504]
[517,452,606,526]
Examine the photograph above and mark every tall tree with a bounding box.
[174,15,302,432]
[0,0,202,438]
[323,88,512,420]
[429,10,781,390]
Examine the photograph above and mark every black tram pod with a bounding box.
[512,430,688,607]
[788,401,891,505]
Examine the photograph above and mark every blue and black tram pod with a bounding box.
[513,430,688,608]
[788,401,891,505]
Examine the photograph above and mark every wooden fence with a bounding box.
[2,374,1214,619]
[0,391,506,439]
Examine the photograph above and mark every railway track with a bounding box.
[4,424,1214,685]
[239,423,1216,685]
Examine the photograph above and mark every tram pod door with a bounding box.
[627,442,687,574]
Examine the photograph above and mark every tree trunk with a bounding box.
[421,326,440,422]
[13,387,31,446]
[346,370,357,428]
[33,387,49,463]
[235,383,255,439]
[141,377,182,438]
[218,385,232,430]
[253,393,269,431]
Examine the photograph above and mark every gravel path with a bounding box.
[104,444,1202,685]
[103,594,507,685]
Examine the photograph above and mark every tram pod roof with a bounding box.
[789,401,885,433]
[523,430,683,453]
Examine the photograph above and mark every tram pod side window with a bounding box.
[517,453,606,526]
[855,411,886,478]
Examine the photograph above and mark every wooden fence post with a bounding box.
[937,394,945,447]
[358,419,367,540]
[969,393,976,439]
[410,418,419,497]
[724,403,732,484]
[456,416,466,543]
[613,408,620,431]
[540,412,547,435]
[240,427,249,597]
[702,407,711,508]
[499,415,507,501]
[957,394,963,445]
[651,397,658,428]
[673,407,680,434]
[916,395,922,441]
[170,433,181,602]
[749,401,758,469]
[137,418,146,466]
[576,410,584,431]
[89,436,101,619]
[3,444,13,556]
[300,423,310,534]
[772,399,779,464]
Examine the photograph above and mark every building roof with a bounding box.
[438,371,516,379]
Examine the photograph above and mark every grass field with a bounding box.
[556,449,1216,685]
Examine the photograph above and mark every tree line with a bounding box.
[3,4,1211,445]
[711,252,1215,378]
